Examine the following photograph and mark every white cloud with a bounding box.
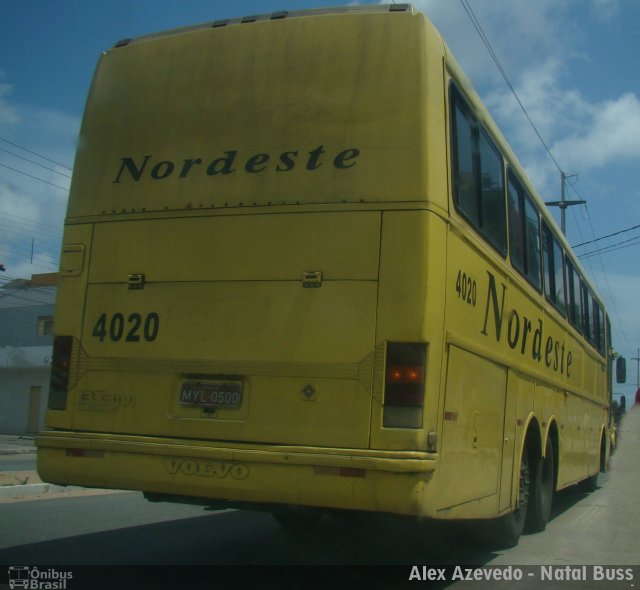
[0,178,63,276]
[410,2,639,201]
[412,0,574,89]
[589,0,620,23]
[0,71,75,279]
[0,181,40,220]
[0,83,20,128]
[554,93,640,169]
[485,59,586,148]
[482,60,640,193]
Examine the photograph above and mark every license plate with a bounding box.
[179,381,243,409]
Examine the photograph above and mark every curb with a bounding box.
[0,482,84,500]
[0,448,36,455]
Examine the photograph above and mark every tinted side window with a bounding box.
[594,301,605,354]
[508,177,525,274]
[452,104,479,225]
[508,173,542,290]
[542,222,567,315]
[479,131,506,252]
[583,285,594,344]
[451,87,506,255]
[566,263,583,333]
[524,197,542,289]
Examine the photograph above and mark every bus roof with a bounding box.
[112,4,418,49]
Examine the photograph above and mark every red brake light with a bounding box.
[386,365,425,385]
[384,343,426,408]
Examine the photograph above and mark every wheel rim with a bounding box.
[516,451,530,515]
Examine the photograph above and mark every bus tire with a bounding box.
[526,437,554,533]
[581,472,599,493]
[492,448,530,547]
[581,433,606,492]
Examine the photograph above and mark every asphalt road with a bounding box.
[1,410,638,589]
[0,453,36,472]
[0,482,619,564]
[0,488,575,588]
[0,484,637,590]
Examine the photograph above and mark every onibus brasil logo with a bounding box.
[8,566,73,589]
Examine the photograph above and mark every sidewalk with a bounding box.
[0,435,36,456]
[0,434,123,501]
[0,434,75,501]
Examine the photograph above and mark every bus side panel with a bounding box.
[499,370,519,512]
[437,345,506,512]
[563,393,586,485]
[371,210,428,451]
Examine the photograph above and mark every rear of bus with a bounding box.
[37,5,450,519]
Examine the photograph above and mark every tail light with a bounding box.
[383,342,426,428]
[48,336,73,410]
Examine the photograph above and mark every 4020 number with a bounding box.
[455,270,477,307]
[92,312,160,343]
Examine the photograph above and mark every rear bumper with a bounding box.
[36,432,438,516]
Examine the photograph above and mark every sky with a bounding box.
[1,0,639,399]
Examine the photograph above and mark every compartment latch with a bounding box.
[128,274,146,290]
[302,271,322,288]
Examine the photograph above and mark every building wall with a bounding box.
[0,275,57,435]
[0,304,54,347]
[0,369,49,435]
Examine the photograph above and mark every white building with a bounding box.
[0,273,57,435]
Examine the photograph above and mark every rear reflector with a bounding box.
[48,336,73,410]
[66,449,105,459]
[314,466,366,478]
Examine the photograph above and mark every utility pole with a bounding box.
[545,172,586,236]
[632,348,640,391]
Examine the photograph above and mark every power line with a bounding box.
[568,205,628,349]
[0,212,64,238]
[0,161,70,191]
[0,146,72,179]
[578,235,640,259]
[0,243,60,266]
[458,0,564,175]
[572,222,640,249]
[582,202,633,353]
[0,258,59,276]
[0,136,73,171]
[565,181,633,352]
[0,220,63,242]
[458,0,632,355]
[0,228,62,250]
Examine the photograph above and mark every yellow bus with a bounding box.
[38,4,626,546]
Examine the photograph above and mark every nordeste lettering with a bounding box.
[113,146,360,183]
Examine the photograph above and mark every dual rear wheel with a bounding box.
[494,437,554,547]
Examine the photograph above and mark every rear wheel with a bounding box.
[581,472,599,493]
[526,437,554,532]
